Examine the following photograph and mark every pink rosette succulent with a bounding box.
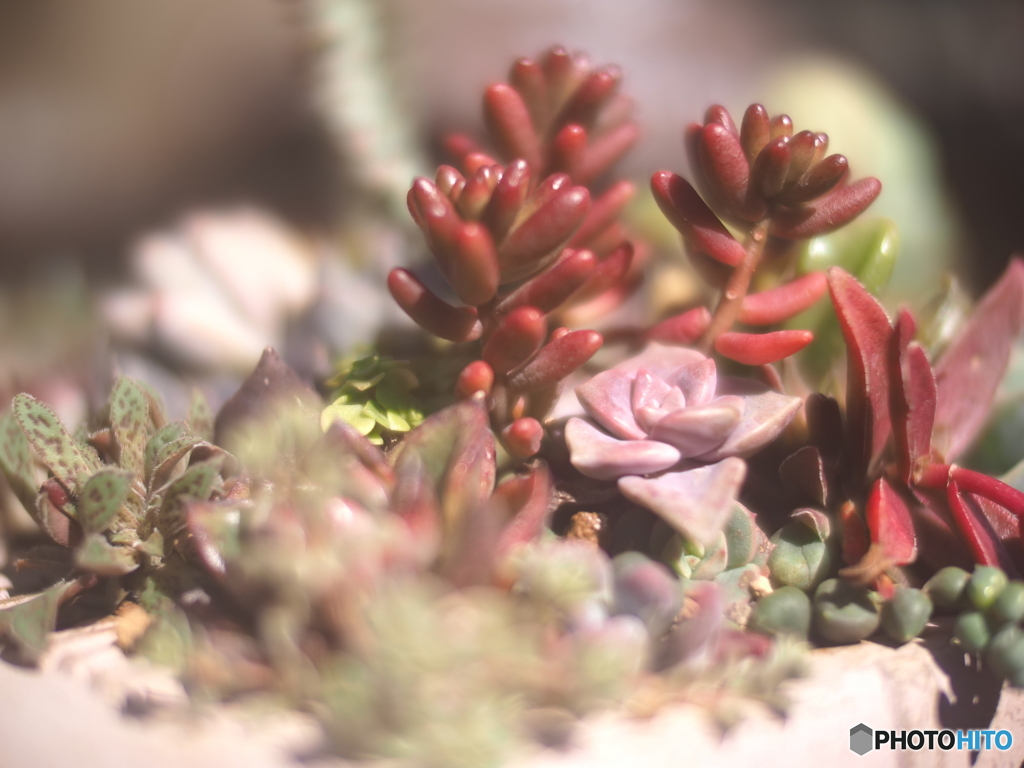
[565,343,802,545]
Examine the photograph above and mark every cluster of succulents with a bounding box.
[5,41,1024,766]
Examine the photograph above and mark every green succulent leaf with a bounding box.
[108,377,150,476]
[322,402,376,436]
[138,530,165,558]
[767,512,832,591]
[157,458,223,536]
[188,388,214,443]
[13,394,98,492]
[78,467,133,535]
[0,408,39,512]
[0,581,76,661]
[76,534,139,576]
[144,422,201,483]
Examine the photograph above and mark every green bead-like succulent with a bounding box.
[953,611,991,654]
[989,581,1024,626]
[924,566,970,610]
[322,354,424,445]
[813,579,880,645]
[880,587,932,644]
[986,625,1024,686]
[966,566,1008,610]
[749,587,812,639]
[767,510,831,592]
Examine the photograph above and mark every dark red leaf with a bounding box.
[714,330,813,365]
[947,479,1007,568]
[501,417,544,458]
[769,114,793,139]
[949,466,1024,519]
[550,124,588,176]
[827,267,893,478]
[507,330,602,393]
[387,268,483,342]
[890,308,936,483]
[645,306,712,345]
[556,66,621,129]
[569,180,634,247]
[779,155,848,205]
[769,177,881,239]
[738,272,827,325]
[572,121,638,185]
[839,501,870,566]
[650,171,745,267]
[751,136,790,199]
[566,242,633,305]
[704,104,738,135]
[456,361,495,399]
[483,83,542,171]
[933,257,1024,461]
[498,184,590,282]
[783,130,822,184]
[509,57,547,130]
[494,463,553,561]
[496,248,596,316]
[481,306,546,374]
[447,223,500,305]
[866,477,917,565]
[482,159,531,243]
[740,104,770,163]
[699,122,766,222]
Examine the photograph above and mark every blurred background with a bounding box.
[0,0,1022,423]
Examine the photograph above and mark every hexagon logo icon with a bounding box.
[850,723,873,755]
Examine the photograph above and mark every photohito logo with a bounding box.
[850,724,1013,755]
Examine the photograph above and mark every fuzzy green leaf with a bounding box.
[139,530,164,558]
[78,468,133,535]
[13,394,98,492]
[0,408,39,512]
[108,378,150,476]
[76,534,139,576]
[0,581,75,661]
[157,458,223,536]
[144,422,200,483]
[188,389,214,443]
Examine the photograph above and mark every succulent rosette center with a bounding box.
[565,343,802,545]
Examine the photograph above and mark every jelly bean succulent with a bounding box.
[390,46,643,457]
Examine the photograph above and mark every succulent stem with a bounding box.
[697,219,769,353]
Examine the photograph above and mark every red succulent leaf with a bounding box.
[507,330,603,393]
[778,155,848,206]
[947,479,1012,569]
[482,306,546,375]
[569,180,634,247]
[481,159,531,243]
[494,462,553,560]
[770,177,881,240]
[827,267,893,478]
[498,183,590,282]
[738,272,828,325]
[456,361,495,399]
[387,268,483,342]
[496,248,596,316]
[739,104,770,163]
[572,122,639,185]
[550,124,588,177]
[714,330,813,366]
[839,502,870,566]
[566,242,633,305]
[509,57,547,128]
[947,465,1024,519]
[645,306,712,345]
[650,171,745,267]
[932,257,1024,461]
[751,136,790,199]
[557,66,622,128]
[699,121,766,222]
[483,83,543,171]
[501,417,545,458]
[865,477,917,565]
[447,222,500,305]
[888,309,936,483]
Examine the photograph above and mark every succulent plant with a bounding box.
[0,377,227,661]
[565,343,801,546]
[646,104,881,368]
[389,46,646,457]
[321,353,424,445]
